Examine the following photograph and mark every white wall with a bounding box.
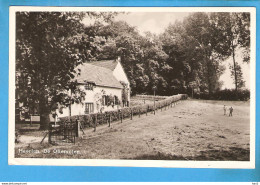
[57,85,122,118]
[113,62,131,100]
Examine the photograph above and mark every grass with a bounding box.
[15,99,250,161]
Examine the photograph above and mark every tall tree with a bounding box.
[160,21,190,94]
[210,12,250,91]
[183,13,228,94]
[16,12,115,129]
[229,62,245,89]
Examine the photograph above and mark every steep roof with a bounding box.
[74,63,123,89]
[90,60,118,71]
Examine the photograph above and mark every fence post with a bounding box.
[30,115,32,126]
[94,114,97,132]
[130,109,133,120]
[154,105,155,115]
[108,114,111,127]
[75,119,78,137]
[139,108,141,118]
[146,106,148,116]
[120,110,123,123]
[48,123,52,144]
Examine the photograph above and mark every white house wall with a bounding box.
[113,62,131,100]
[94,86,122,112]
[57,85,122,118]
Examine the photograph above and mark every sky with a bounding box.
[219,52,250,90]
[114,12,190,35]
[83,12,251,90]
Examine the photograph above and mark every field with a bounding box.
[15,99,250,161]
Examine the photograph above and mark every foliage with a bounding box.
[93,89,106,113]
[16,12,116,129]
[209,12,250,91]
[16,12,251,129]
[194,89,250,101]
[79,12,250,96]
[229,63,245,89]
[120,81,129,103]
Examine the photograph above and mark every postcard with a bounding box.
[9,6,256,168]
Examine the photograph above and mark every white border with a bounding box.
[9,6,256,168]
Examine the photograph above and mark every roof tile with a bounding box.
[90,60,118,71]
[75,63,123,89]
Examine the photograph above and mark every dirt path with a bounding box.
[15,99,250,160]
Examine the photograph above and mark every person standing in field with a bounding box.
[229,106,233,117]
[223,105,227,115]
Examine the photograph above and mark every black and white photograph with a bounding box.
[9,7,255,168]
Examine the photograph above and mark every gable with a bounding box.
[113,61,130,86]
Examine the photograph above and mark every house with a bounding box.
[56,57,130,118]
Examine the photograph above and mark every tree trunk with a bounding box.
[39,96,51,130]
[206,58,213,95]
[232,45,238,92]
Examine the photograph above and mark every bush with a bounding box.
[59,94,188,128]
[194,89,250,101]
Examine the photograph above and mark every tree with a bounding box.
[183,13,229,94]
[140,32,169,95]
[210,12,250,91]
[160,22,192,94]
[16,12,116,129]
[160,15,225,96]
[229,62,245,89]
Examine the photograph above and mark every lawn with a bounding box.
[15,99,250,161]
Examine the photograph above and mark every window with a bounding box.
[102,95,105,106]
[84,83,93,90]
[85,103,94,114]
[114,95,119,105]
[102,95,109,106]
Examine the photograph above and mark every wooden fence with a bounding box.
[59,94,188,133]
[48,120,81,144]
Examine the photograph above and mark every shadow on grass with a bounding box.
[129,147,250,161]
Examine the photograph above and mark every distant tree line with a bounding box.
[84,12,250,96]
[193,89,250,101]
[16,12,250,129]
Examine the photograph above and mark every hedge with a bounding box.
[133,95,170,101]
[59,94,188,128]
[193,89,250,101]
